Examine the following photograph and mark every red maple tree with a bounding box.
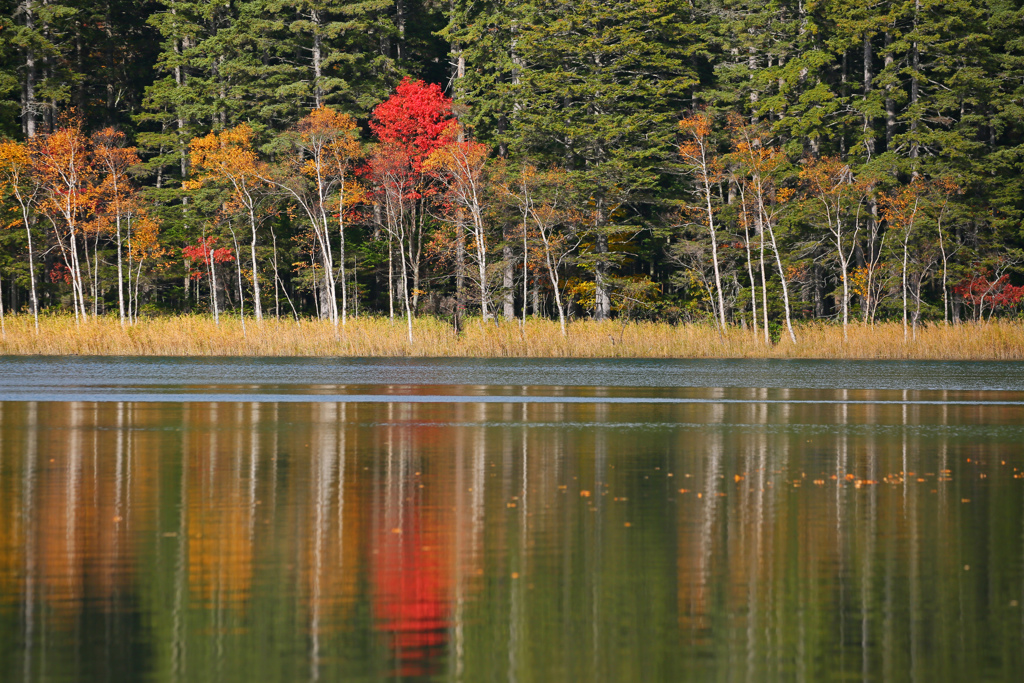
[182,237,235,281]
[954,271,1024,320]
[365,79,457,340]
[369,77,455,171]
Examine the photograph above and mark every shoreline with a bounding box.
[1,315,1022,361]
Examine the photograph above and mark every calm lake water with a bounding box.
[1,357,1023,682]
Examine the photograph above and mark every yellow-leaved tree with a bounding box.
[0,140,41,332]
[185,124,270,321]
[271,107,363,328]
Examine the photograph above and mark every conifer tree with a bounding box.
[509,0,702,319]
[281,0,399,115]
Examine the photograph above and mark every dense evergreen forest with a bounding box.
[2,0,1024,338]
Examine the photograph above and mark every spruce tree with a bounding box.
[509,0,702,318]
[280,0,399,116]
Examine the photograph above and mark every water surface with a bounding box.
[0,358,1022,681]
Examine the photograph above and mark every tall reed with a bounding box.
[1,314,1022,360]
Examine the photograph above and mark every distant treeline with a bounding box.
[1,0,1023,339]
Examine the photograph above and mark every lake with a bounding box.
[0,357,1022,682]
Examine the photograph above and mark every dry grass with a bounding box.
[0,314,1022,360]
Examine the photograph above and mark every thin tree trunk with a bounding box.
[411,201,424,312]
[902,237,909,341]
[337,194,347,325]
[398,230,413,343]
[537,222,566,337]
[503,243,514,319]
[884,32,896,149]
[231,230,247,335]
[311,9,323,107]
[766,222,796,344]
[0,270,6,339]
[910,0,920,163]
[247,205,262,320]
[128,220,135,322]
[863,33,874,158]
[395,0,406,60]
[758,220,769,343]
[454,52,467,330]
[938,214,949,324]
[174,28,187,177]
[470,208,490,321]
[742,206,758,339]
[271,226,280,319]
[351,251,358,318]
[208,238,219,325]
[15,193,39,332]
[522,218,529,327]
[91,229,100,317]
[387,232,394,320]
[594,230,611,320]
[133,258,143,321]
[840,250,850,338]
[702,164,726,329]
[23,1,37,138]
[68,228,88,322]
[456,218,465,328]
[115,210,125,326]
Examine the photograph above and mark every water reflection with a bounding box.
[0,397,1022,682]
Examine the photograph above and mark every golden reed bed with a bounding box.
[0,315,1022,360]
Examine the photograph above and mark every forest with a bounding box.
[2,0,1024,342]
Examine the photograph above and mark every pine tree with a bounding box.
[509,0,702,319]
[280,0,399,115]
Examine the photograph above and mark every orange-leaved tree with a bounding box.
[679,111,727,330]
[186,124,270,321]
[92,128,143,326]
[30,118,98,322]
[0,140,41,331]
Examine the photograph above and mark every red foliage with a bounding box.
[49,262,72,284]
[369,77,455,171]
[372,506,449,678]
[954,272,1024,309]
[366,142,419,200]
[182,237,235,279]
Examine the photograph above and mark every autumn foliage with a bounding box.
[2,90,1023,339]
[369,77,455,171]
